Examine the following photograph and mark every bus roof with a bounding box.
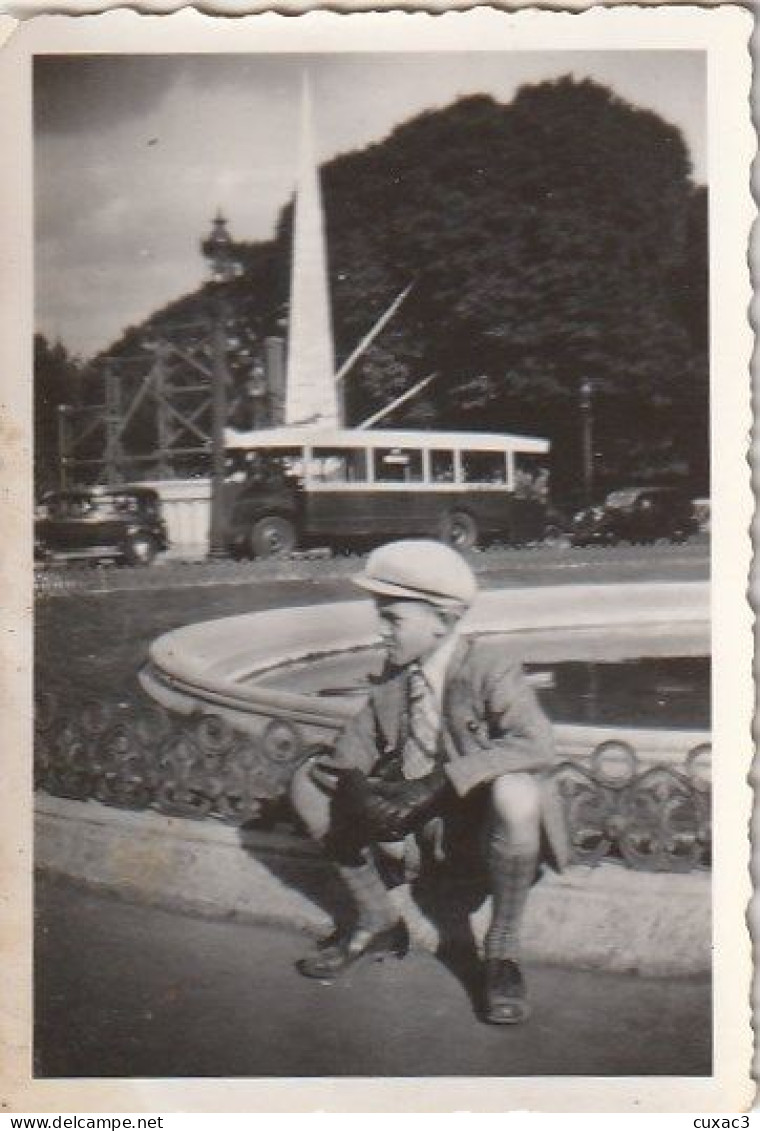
[224,425,550,454]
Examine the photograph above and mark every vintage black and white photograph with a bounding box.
[1,5,753,1113]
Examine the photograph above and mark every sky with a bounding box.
[34,51,706,361]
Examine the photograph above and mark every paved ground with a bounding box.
[35,873,712,1079]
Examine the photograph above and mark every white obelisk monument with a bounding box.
[284,74,340,427]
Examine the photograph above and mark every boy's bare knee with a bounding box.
[490,773,541,826]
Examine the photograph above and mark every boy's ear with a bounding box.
[435,607,461,633]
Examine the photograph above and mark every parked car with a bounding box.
[569,486,699,547]
[35,486,169,566]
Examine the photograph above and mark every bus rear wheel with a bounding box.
[440,510,478,552]
[250,516,296,559]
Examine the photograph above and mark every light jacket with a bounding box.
[332,635,572,871]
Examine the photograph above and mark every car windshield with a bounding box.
[45,491,155,519]
[107,494,144,515]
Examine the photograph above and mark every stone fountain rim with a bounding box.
[140,579,710,755]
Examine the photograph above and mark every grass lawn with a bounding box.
[35,577,356,704]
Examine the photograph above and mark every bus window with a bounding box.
[461,451,508,485]
[431,450,455,483]
[514,453,549,499]
[230,449,304,486]
[311,447,368,483]
[374,448,423,483]
[225,450,249,483]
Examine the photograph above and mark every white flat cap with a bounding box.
[355,539,478,608]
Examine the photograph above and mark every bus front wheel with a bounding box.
[250,516,296,559]
[441,510,478,551]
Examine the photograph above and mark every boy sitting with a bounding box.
[290,539,569,1024]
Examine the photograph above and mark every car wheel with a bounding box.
[440,510,478,551]
[250,516,296,559]
[124,533,157,567]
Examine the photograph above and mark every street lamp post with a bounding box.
[201,212,239,559]
[57,404,70,490]
[579,377,594,506]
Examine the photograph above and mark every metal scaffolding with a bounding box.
[56,330,286,489]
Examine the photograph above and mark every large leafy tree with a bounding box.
[316,79,707,496]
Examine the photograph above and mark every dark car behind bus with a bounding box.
[35,486,169,566]
[570,486,699,547]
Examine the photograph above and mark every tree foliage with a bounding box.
[317,79,708,496]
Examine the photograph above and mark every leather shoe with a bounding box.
[483,958,531,1024]
[296,921,410,983]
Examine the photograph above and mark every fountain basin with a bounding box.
[140,581,710,767]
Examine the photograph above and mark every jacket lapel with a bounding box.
[440,636,474,762]
[443,636,473,689]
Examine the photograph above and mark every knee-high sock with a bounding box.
[338,858,398,932]
[483,829,538,962]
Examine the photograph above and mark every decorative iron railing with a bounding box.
[551,740,711,872]
[34,689,711,873]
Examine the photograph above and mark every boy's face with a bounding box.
[375,597,451,668]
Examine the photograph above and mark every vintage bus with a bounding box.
[223,426,550,558]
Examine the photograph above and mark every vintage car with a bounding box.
[569,486,700,548]
[35,486,169,566]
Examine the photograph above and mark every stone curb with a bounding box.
[35,793,711,978]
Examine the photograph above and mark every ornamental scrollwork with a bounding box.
[34,688,314,825]
[34,688,711,871]
[551,740,710,872]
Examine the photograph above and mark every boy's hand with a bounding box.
[315,761,451,842]
[363,769,451,840]
[322,766,408,845]
[310,758,354,793]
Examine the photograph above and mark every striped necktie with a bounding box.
[402,664,440,780]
